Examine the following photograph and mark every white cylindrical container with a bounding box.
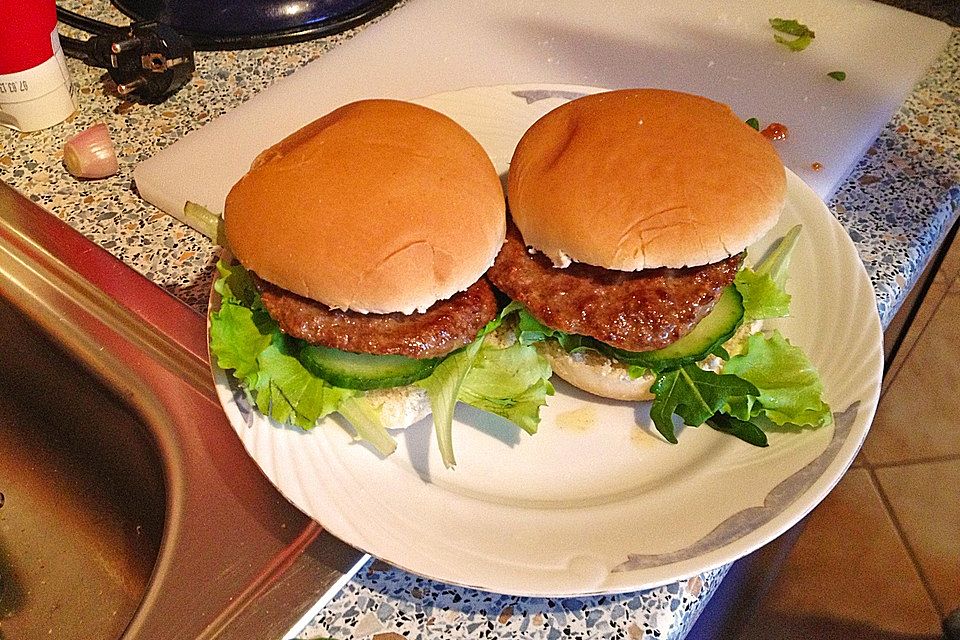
[0,0,78,132]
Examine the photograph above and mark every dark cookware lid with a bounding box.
[111,0,400,49]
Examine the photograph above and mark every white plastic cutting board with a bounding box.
[134,0,951,221]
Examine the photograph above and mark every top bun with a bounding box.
[507,89,787,270]
[225,99,506,314]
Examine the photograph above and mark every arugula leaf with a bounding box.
[723,332,832,429]
[708,414,768,447]
[769,18,815,51]
[494,230,829,448]
[512,305,594,353]
[827,71,846,81]
[513,304,555,346]
[649,365,759,444]
[628,365,652,380]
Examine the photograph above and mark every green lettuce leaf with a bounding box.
[414,338,486,469]
[769,18,815,51]
[460,341,555,436]
[337,395,398,457]
[211,264,553,465]
[769,17,814,37]
[774,32,814,52]
[415,325,554,469]
[735,269,791,321]
[210,302,272,382]
[735,225,800,322]
[214,259,259,307]
[723,331,832,428]
[755,224,801,287]
[722,393,760,422]
[211,292,355,430]
[253,339,355,428]
[210,260,359,430]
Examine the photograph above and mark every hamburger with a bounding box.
[210,99,553,468]
[488,89,831,445]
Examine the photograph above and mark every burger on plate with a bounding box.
[487,88,831,446]
[210,99,553,468]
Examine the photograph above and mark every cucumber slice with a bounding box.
[299,345,440,390]
[600,285,745,371]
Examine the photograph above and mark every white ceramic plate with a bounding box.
[211,84,883,597]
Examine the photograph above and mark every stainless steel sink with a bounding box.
[0,181,365,639]
[0,296,165,640]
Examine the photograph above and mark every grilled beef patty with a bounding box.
[487,224,744,352]
[255,276,498,359]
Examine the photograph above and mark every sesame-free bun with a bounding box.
[225,99,506,315]
[508,89,787,270]
[360,385,432,430]
[540,341,655,401]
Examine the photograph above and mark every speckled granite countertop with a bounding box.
[1,2,958,638]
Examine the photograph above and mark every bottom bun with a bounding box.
[361,384,432,430]
[540,341,655,402]
[541,319,764,403]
